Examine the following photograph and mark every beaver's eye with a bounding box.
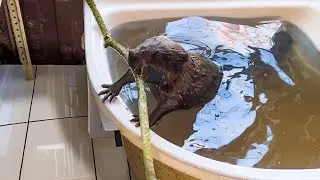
[166,53,172,60]
[154,51,161,60]
[263,72,270,81]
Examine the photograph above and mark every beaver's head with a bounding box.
[271,31,293,57]
[128,36,188,75]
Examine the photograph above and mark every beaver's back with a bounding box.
[169,53,223,109]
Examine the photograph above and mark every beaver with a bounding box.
[99,35,223,127]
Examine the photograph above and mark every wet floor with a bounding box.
[107,16,320,169]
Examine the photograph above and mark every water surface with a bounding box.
[107,16,320,169]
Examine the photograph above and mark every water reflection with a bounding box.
[237,126,273,167]
[168,17,294,166]
[0,69,13,156]
[119,16,297,167]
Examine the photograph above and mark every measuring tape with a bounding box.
[6,0,33,80]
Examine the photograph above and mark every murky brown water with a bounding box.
[106,16,320,169]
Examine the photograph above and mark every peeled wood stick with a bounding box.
[85,0,157,179]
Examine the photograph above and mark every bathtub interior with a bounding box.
[84,1,320,179]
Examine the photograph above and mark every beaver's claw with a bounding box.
[98,83,121,103]
[130,115,140,127]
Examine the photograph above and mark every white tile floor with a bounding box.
[0,65,131,180]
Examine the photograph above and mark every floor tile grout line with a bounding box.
[18,66,37,180]
[29,115,88,123]
[127,160,132,180]
[91,140,98,180]
[1,116,90,128]
[0,121,28,127]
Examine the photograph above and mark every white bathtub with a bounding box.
[84,0,320,179]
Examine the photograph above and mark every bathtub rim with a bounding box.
[84,1,320,179]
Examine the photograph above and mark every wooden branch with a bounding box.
[137,77,157,179]
[85,1,157,179]
[85,0,128,60]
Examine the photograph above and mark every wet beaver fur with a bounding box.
[99,36,223,127]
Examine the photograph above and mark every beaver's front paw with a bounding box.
[98,83,121,103]
[130,115,140,127]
